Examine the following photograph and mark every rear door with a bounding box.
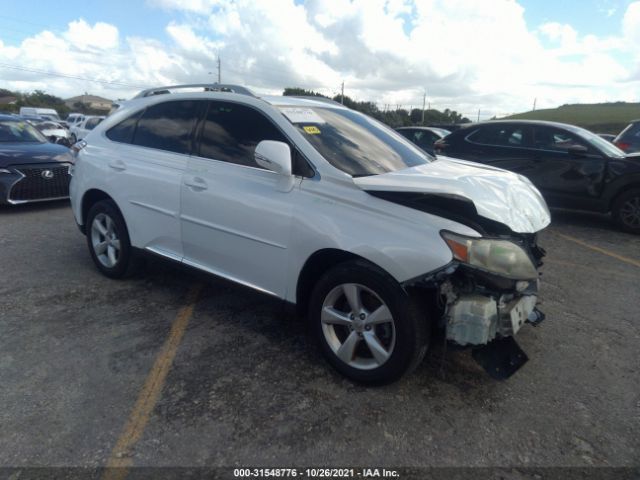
[529,125,607,208]
[102,99,203,258]
[180,100,298,298]
[459,124,536,174]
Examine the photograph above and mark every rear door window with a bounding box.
[467,125,528,147]
[133,100,201,155]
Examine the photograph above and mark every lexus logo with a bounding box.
[41,170,54,180]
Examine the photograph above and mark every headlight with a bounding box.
[441,231,538,280]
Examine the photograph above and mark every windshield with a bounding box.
[279,106,432,176]
[0,120,47,143]
[573,126,626,158]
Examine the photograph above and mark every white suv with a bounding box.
[70,84,550,384]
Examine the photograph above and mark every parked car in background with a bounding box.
[29,119,72,146]
[70,84,551,384]
[19,107,61,122]
[435,120,640,233]
[0,114,73,205]
[597,133,616,142]
[66,113,85,127]
[396,126,449,156]
[614,119,640,154]
[69,115,105,143]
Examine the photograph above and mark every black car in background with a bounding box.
[0,114,73,205]
[434,120,640,233]
[396,126,450,156]
[614,119,640,153]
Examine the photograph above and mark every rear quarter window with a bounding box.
[106,110,144,144]
[132,100,201,154]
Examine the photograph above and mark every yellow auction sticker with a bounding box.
[303,125,321,134]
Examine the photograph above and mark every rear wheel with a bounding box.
[86,200,139,278]
[309,260,429,385]
[612,189,640,234]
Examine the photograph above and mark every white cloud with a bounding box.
[63,19,119,50]
[0,1,638,118]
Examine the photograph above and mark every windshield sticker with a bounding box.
[280,107,326,124]
[303,125,321,135]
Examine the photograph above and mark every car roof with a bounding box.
[0,114,22,121]
[396,126,440,131]
[454,119,595,135]
[261,95,347,109]
[129,84,348,111]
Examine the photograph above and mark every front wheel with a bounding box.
[612,189,640,234]
[309,260,429,385]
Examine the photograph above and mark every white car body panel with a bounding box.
[40,127,70,139]
[353,156,551,234]
[181,155,298,297]
[70,91,549,304]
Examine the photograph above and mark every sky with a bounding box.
[0,0,638,120]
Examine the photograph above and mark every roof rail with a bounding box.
[289,95,343,106]
[133,84,256,99]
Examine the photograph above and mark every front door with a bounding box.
[529,125,607,208]
[180,100,298,298]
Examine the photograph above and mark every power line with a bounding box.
[0,63,148,89]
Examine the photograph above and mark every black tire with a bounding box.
[612,188,640,234]
[85,199,140,278]
[309,259,429,385]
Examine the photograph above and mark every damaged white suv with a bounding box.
[70,84,550,384]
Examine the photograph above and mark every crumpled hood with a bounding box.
[353,156,551,234]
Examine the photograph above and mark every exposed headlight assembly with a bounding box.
[441,231,538,280]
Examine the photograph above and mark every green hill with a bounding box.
[503,102,640,134]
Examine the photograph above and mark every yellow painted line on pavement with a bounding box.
[555,232,640,269]
[102,283,202,480]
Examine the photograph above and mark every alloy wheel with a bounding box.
[620,195,640,228]
[321,283,396,370]
[90,213,121,268]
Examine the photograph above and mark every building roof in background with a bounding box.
[65,94,112,104]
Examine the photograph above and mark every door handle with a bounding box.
[184,176,208,191]
[108,160,126,171]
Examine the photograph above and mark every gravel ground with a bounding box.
[0,202,638,478]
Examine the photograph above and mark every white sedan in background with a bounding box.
[70,115,105,143]
[30,119,72,145]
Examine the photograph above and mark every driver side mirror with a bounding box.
[254,140,292,176]
[567,144,588,157]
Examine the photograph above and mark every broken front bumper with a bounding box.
[435,265,546,379]
[444,281,543,346]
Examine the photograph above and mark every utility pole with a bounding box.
[421,89,426,124]
[340,81,344,104]
[477,109,481,122]
[532,98,537,111]
[217,56,221,84]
